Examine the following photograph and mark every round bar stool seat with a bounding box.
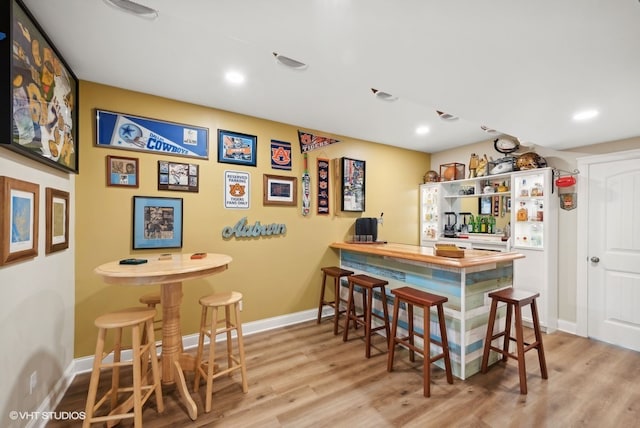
[481,287,548,394]
[387,286,453,397]
[317,266,354,335]
[83,307,164,428]
[342,274,390,358]
[194,291,249,413]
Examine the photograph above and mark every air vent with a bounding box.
[436,111,459,121]
[371,88,398,102]
[273,52,308,70]
[103,0,158,18]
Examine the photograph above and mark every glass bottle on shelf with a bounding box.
[517,202,528,222]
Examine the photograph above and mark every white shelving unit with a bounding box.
[419,167,558,331]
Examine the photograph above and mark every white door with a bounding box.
[587,157,640,351]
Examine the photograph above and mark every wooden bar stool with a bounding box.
[139,292,163,346]
[317,266,354,335]
[387,286,453,397]
[194,291,249,413]
[342,274,390,358]
[83,307,164,428]
[481,287,548,394]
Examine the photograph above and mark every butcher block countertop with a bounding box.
[329,242,524,268]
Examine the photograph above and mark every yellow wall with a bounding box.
[75,81,430,357]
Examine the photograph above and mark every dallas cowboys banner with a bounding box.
[96,109,209,159]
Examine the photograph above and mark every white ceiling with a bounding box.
[20,0,640,153]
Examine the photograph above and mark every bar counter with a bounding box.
[329,241,524,379]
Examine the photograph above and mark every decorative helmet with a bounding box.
[423,170,439,183]
[516,152,546,170]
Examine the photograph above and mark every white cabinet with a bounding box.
[511,168,558,332]
[419,183,440,246]
[418,167,558,331]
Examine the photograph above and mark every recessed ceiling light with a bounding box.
[371,88,398,102]
[273,52,308,70]
[481,125,498,133]
[436,111,459,121]
[572,109,599,121]
[415,126,430,135]
[225,71,245,85]
[103,0,158,18]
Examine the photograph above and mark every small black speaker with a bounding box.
[355,218,378,242]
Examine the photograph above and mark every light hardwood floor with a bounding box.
[48,318,640,427]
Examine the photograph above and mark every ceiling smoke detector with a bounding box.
[273,52,308,70]
[436,110,459,121]
[481,125,498,133]
[103,0,158,18]
[371,88,398,102]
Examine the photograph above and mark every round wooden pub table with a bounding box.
[94,253,232,420]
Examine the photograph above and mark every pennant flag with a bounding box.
[298,130,340,153]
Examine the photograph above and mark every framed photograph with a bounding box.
[341,157,366,212]
[96,109,209,160]
[132,196,183,250]
[263,174,297,206]
[0,176,39,266]
[158,160,199,192]
[106,155,139,188]
[3,0,79,173]
[217,129,257,167]
[45,187,69,254]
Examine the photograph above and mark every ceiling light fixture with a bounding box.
[415,125,430,135]
[225,71,246,85]
[371,88,398,102]
[436,110,459,121]
[572,109,599,121]
[273,52,308,70]
[103,0,158,18]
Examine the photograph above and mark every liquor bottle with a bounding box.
[517,202,528,222]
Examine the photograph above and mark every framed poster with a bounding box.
[3,0,79,173]
[158,160,199,192]
[45,187,69,254]
[96,109,209,160]
[132,196,183,249]
[341,157,365,212]
[217,129,257,167]
[106,155,139,188]
[263,174,297,206]
[0,176,39,265]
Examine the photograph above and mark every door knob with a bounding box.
[590,256,600,263]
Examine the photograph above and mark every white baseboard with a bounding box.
[37,307,322,427]
[557,318,577,335]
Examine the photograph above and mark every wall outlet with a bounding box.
[29,371,37,394]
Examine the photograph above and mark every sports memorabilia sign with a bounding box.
[297,130,340,153]
[96,109,209,159]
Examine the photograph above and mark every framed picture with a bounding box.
[45,187,69,254]
[96,109,209,160]
[3,0,79,173]
[263,174,297,206]
[106,155,139,188]
[478,196,492,215]
[132,196,183,250]
[158,160,199,192]
[217,129,257,167]
[341,157,366,212]
[0,176,39,266]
